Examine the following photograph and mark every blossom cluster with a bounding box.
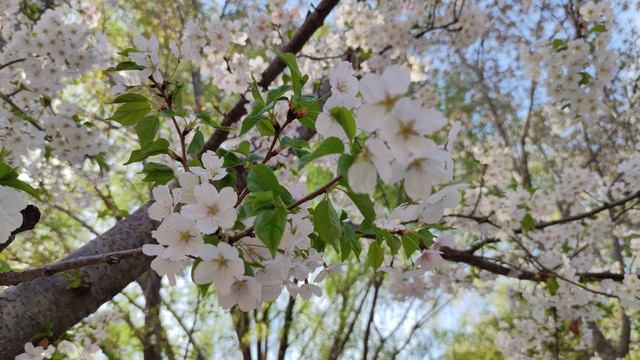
[16,309,123,360]
[0,4,109,167]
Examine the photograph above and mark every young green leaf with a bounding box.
[140,162,175,186]
[124,138,170,164]
[187,130,205,154]
[108,102,151,126]
[254,206,287,257]
[346,191,376,224]
[135,115,160,146]
[108,93,149,104]
[298,137,345,170]
[313,197,342,249]
[329,107,356,141]
[247,164,281,194]
[368,241,384,270]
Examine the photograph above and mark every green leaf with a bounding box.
[124,138,170,165]
[547,277,559,296]
[340,223,361,261]
[368,241,384,270]
[0,260,11,273]
[589,24,606,34]
[380,229,401,255]
[172,84,184,108]
[578,71,590,86]
[298,137,345,170]
[117,48,139,56]
[140,162,174,186]
[266,84,292,104]
[273,49,302,79]
[346,191,376,224]
[251,75,264,102]
[222,152,243,168]
[203,235,220,245]
[235,141,250,156]
[337,154,354,187]
[247,164,281,194]
[313,197,342,250]
[244,191,277,214]
[196,109,235,131]
[106,60,144,71]
[329,107,356,141]
[187,130,205,154]
[191,259,211,296]
[521,213,535,234]
[402,234,420,257]
[256,119,276,135]
[135,115,160,146]
[108,93,149,104]
[0,161,40,199]
[297,94,321,129]
[108,102,151,126]
[219,172,236,189]
[254,206,287,257]
[240,100,274,135]
[272,49,307,98]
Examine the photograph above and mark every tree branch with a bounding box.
[0,247,144,286]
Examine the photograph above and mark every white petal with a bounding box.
[348,160,377,194]
[356,104,388,132]
[359,73,385,103]
[382,65,410,98]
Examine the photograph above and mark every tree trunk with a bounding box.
[0,203,157,357]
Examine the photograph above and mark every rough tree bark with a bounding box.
[0,203,156,356]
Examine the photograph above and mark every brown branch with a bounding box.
[0,92,45,131]
[515,191,640,233]
[277,296,296,360]
[0,248,144,286]
[0,58,26,71]
[440,246,625,283]
[362,275,383,360]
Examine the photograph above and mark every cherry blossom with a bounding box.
[181,183,238,233]
[356,65,410,132]
[218,276,262,311]
[193,243,245,294]
[152,214,203,260]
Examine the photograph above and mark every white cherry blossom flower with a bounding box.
[142,244,188,286]
[193,243,245,294]
[279,213,313,250]
[218,276,262,311]
[190,151,226,181]
[181,183,238,233]
[329,61,358,97]
[356,65,410,132]
[403,150,453,200]
[152,214,203,260]
[380,98,447,162]
[148,185,180,221]
[421,184,468,223]
[348,138,393,194]
[178,172,200,204]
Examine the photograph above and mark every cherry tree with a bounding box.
[0,0,638,359]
